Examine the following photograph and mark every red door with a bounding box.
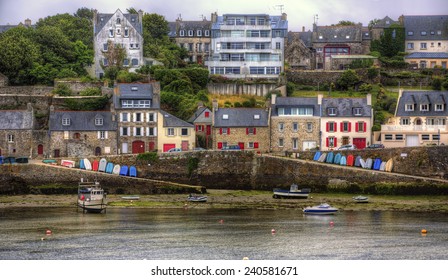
[181,141,189,151]
[163,144,175,152]
[132,140,145,154]
[37,144,44,155]
[353,138,366,149]
[148,141,155,151]
[238,142,245,150]
[206,125,211,136]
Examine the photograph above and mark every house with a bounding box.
[370,16,399,41]
[319,94,373,150]
[270,95,320,152]
[212,101,270,151]
[93,9,144,78]
[284,30,315,70]
[380,90,448,147]
[405,52,448,69]
[168,16,212,64]
[0,104,34,157]
[113,82,161,154]
[48,109,118,157]
[188,105,213,149]
[157,110,195,152]
[0,18,35,34]
[402,15,448,57]
[206,13,288,79]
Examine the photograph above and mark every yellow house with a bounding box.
[157,110,196,152]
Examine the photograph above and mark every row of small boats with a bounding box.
[313,151,393,172]
[59,158,138,177]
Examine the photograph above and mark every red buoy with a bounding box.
[271,228,276,234]
[45,229,52,235]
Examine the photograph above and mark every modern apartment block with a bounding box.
[207,13,288,79]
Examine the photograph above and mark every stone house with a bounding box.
[212,102,270,152]
[157,110,196,152]
[370,16,399,41]
[188,105,213,149]
[206,13,288,79]
[405,52,448,69]
[320,94,373,150]
[48,109,118,157]
[270,95,321,152]
[113,82,161,154]
[168,16,212,64]
[0,104,34,157]
[93,9,144,78]
[284,31,314,70]
[380,90,448,148]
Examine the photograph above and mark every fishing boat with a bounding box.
[77,180,107,213]
[352,195,369,203]
[273,184,310,199]
[303,203,338,215]
[187,194,207,202]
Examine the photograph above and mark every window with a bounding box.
[292,138,298,150]
[385,134,393,140]
[131,58,139,66]
[95,118,103,126]
[103,43,108,51]
[395,134,403,140]
[64,131,69,140]
[188,30,193,36]
[73,132,81,140]
[278,122,284,132]
[123,59,129,66]
[204,30,210,37]
[121,113,129,122]
[328,122,336,132]
[181,128,189,136]
[293,122,298,132]
[422,135,430,140]
[433,134,440,140]
[147,127,156,136]
[148,113,155,122]
[278,138,284,147]
[121,127,128,136]
[357,122,365,132]
[405,104,414,111]
[124,28,129,37]
[167,128,175,136]
[62,118,70,126]
[408,31,414,36]
[103,58,108,66]
[248,142,254,149]
[180,30,185,36]
[307,122,313,132]
[276,42,281,49]
[342,121,350,132]
[247,127,255,135]
[401,118,410,125]
[116,18,121,24]
[420,42,427,49]
[121,100,150,108]
[327,136,336,148]
[421,31,427,36]
[135,113,142,122]
[205,111,210,118]
[222,114,229,120]
[109,29,114,37]
[135,127,142,136]
[435,104,444,111]
[407,43,414,49]
[99,131,106,139]
[7,134,14,143]
[197,30,202,37]
[221,128,229,135]
[353,108,362,116]
[420,104,429,111]
[328,108,337,116]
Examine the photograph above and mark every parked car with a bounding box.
[337,144,357,150]
[3,157,16,164]
[192,147,206,151]
[166,148,182,153]
[221,145,241,151]
[365,144,385,149]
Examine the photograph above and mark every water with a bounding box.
[0,207,447,260]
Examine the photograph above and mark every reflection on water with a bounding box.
[0,208,447,260]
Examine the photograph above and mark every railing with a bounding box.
[381,125,446,132]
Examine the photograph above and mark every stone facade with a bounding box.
[0,105,35,157]
[93,9,144,78]
[284,32,314,70]
[188,106,213,149]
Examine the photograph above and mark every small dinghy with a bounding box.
[352,195,369,203]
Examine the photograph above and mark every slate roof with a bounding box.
[161,110,194,128]
[321,98,372,117]
[396,91,448,117]
[405,52,448,59]
[287,31,313,48]
[372,16,399,29]
[271,97,320,117]
[403,15,448,40]
[114,83,159,109]
[211,14,288,30]
[49,111,117,131]
[0,110,33,130]
[94,9,142,36]
[188,107,212,123]
[168,20,211,38]
[313,25,363,43]
[214,108,269,127]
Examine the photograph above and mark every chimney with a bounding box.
[366,93,372,106]
[211,12,218,23]
[24,18,31,27]
[281,13,287,21]
[212,99,218,111]
[93,9,98,25]
[302,26,305,32]
[317,93,323,105]
[138,10,143,23]
[271,94,277,105]
[50,105,54,112]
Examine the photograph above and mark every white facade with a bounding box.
[206,14,288,79]
[93,9,144,78]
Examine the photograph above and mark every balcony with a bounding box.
[381,125,446,132]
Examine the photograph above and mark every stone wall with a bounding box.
[207,83,279,96]
[54,80,103,94]
[0,86,53,96]
[50,131,118,158]
[287,70,342,86]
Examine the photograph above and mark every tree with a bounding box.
[74,7,94,21]
[126,7,138,14]
[370,24,405,58]
[334,20,357,26]
[368,18,381,30]
[101,40,127,80]
[336,69,360,91]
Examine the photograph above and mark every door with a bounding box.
[95,147,101,156]
[148,141,155,151]
[37,144,44,155]
[342,137,350,146]
[406,135,419,147]
[206,125,211,136]
[302,141,317,151]
[132,140,145,154]
[163,144,175,152]
[353,138,366,149]
[122,143,128,154]
[238,142,245,150]
[181,141,189,151]
[54,149,60,158]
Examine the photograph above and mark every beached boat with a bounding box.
[77,180,107,213]
[121,196,140,200]
[303,203,338,215]
[352,195,369,203]
[273,184,310,199]
[187,194,208,202]
[61,159,75,168]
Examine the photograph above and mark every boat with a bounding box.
[352,195,369,203]
[119,165,129,176]
[61,159,75,168]
[347,154,355,166]
[105,162,114,174]
[333,153,342,164]
[129,165,137,177]
[385,158,394,172]
[373,158,382,170]
[359,158,366,168]
[77,180,107,213]
[98,158,107,172]
[42,159,57,165]
[326,152,334,163]
[354,156,362,167]
[84,158,92,171]
[379,161,386,171]
[112,164,121,175]
[313,151,321,161]
[79,159,85,169]
[318,153,327,162]
[92,160,99,171]
[273,184,311,199]
[340,155,347,166]
[121,196,140,200]
[365,158,373,169]
[303,203,338,215]
[187,194,208,202]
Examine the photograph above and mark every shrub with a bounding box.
[53,84,72,96]
[432,76,443,91]
[136,152,159,163]
[79,87,101,96]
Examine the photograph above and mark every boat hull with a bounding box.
[77,200,107,213]
[273,190,309,199]
[303,209,338,215]
[187,196,207,202]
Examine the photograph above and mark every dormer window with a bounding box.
[328,107,337,116]
[408,31,414,36]
[62,118,70,126]
[405,104,414,111]
[254,114,260,119]
[346,35,350,39]
[204,30,210,37]
[435,104,444,111]
[116,18,121,25]
[420,104,429,111]
[95,118,103,126]
[353,108,362,116]
[188,30,194,36]
[180,30,185,36]
[131,86,138,91]
[222,114,229,120]
[197,30,202,36]
[421,31,427,36]
[319,35,323,39]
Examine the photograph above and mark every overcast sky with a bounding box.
[1,0,447,30]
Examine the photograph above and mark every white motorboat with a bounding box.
[187,194,207,202]
[303,203,338,215]
[352,195,369,203]
[77,180,107,213]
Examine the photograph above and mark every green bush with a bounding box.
[63,95,110,110]
[79,87,101,96]
[164,79,194,95]
[136,152,159,163]
[432,76,443,91]
[53,84,73,96]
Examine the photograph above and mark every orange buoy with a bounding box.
[45,229,52,235]
[421,229,427,234]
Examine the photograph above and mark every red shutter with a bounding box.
[334,122,337,132]
[326,123,329,132]
[195,125,198,132]
[355,123,359,132]
[340,122,343,132]
[205,112,210,118]
[254,142,259,148]
[364,122,367,133]
[253,128,256,135]
[219,128,222,135]
[246,128,249,135]
[217,142,223,149]
[348,122,352,132]
[326,138,329,147]
[334,137,337,147]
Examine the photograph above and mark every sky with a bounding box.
[0,0,447,31]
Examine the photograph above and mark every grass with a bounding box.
[209,94,266,108]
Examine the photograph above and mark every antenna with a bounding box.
[199,14,205,20]
[274,4,284,14]
[314,14,319,25]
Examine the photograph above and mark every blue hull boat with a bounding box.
[303,203,338,215]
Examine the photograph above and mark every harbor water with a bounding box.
[0,207,447,260]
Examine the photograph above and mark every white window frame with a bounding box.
[98,131,107,140]
[167,128,175,136]
[328,108,337,116]
[62,118,70,126]
[405,104,414,111]
[292,122,298,132]
[7,134,14,143]
[420,104,429,111]
[435,104,444,111]
[278,138,284,147]
[278,122,284,132]
[292,138,298,150]
[95,118,103,126]
[222,128,229,135]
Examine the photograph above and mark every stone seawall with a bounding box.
[207,83,279,96]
